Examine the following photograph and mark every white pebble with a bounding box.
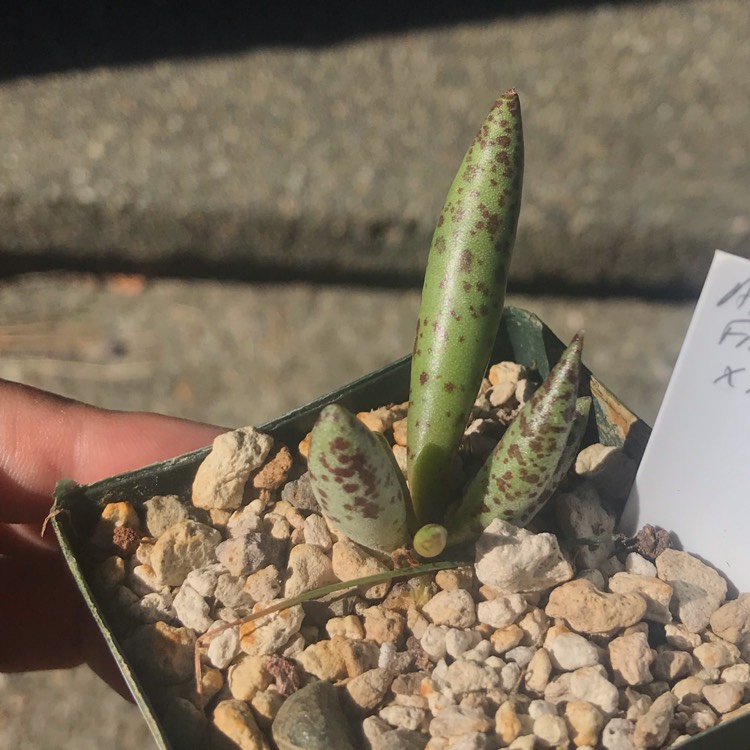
[445,628,483,659]
[625,553,657,577]
[173,582,213,633]
[421,624,449,661]
[548,632,600,671]
[207,626,240,669]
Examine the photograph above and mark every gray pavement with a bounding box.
[0,273,695,748]
[2,0,749,293]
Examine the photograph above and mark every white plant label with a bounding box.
[622,250,750,591]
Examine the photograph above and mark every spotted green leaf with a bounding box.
[307,404,409,554]
[408,90,524,525]
[415,395,590,558]
[445,333,584,547]
[542,395,591,505]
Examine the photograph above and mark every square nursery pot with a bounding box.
[51,306,746,750]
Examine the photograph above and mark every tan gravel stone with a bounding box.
[212,699,270,750]
[252,445,293,490]
[652,649,692,683]
[655,549,727,633]
[283,543,336,597]
[193,427,273,510]
[565,700,604,747]
[608,632,655,686]
[533,714,569,748]
[545,666,619,715]
[151,519,221,586]
[476,594,527,629]
[392,417,408,446]
[608,572,673,624]
[303,513,333,550]
[444,660,501,695]
[434,567,475,592]
[488,361,524,388]
[683,702,718,735]
[326,614,365,640]
[239,603,304,656]
[702,682,744,714]
[495,701,522,745]
[574,443,637,507]
[672,675,706,705]
[379,705,428,732]
[422,589,476,628]
[694,641,739,670]
[518,608,550,647]
[710,594,750,644]
[475,520,574,594]
[331,539,391,599]
[141,495,189,538]
[339,637,381,677]
[101,500,141,529]
[429,706,492,737]
[547,631,600,672]
[391,444,408,475]
[633,692,677,748]
[363,606,406,645]
[227,654,273,701]
[721,663,750,684]
[546,579,647,635]
[490,624,524,654]
[344,667,394,713]
[250,687,285,730]
[664,623,702,651]
[524,647,553,694]
[125,621,196,684]
[356,404,407,433]
[295,637,348,681]
[243,565,282,603]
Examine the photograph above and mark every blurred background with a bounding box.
[0,0,747,747]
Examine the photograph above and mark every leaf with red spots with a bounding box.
[407,90,524,526]
[307,404,409,554]
[446,334,584,545]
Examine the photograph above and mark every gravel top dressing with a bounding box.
[84,358,750,750]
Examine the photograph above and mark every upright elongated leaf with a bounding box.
[445,333,584,546]
[408,90,524,525]
[307,404,409,554]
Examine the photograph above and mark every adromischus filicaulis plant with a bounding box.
[306,90,589,558]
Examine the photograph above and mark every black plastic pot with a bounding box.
[51,307,745,749]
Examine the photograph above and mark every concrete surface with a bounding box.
[2,0,749,293]
[0,273,695,748]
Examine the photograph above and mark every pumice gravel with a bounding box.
[87,360,750,750]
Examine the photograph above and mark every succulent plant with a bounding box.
[306,90,587,557]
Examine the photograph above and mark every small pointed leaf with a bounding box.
[523,395,591,525]
[446,333,584,545]
[307,404,409,554]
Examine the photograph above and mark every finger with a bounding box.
[0,545,132,700]
[0,551,84,672]
[0,380,225,524]
[0,522,59,555]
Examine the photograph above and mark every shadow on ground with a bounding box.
[2,0,658,79]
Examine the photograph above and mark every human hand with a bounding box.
[0,379,223,698]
